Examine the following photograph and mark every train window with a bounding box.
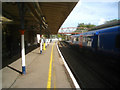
[83,36,85,42]
[116,34,120,48]
[88,38,91,41]
[85,36,87,41]
[87,36,92,41]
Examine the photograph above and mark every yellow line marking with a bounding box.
[47,43,55,89]
[53,50,56,89]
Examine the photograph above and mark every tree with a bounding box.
[75,23,96,33]
[57,34,62,38]
[57,34,66,40]
[105,19,118,24]
[77,23,96,29]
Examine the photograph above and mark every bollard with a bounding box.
[43,42,46,50]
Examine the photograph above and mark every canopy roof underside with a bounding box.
[2,2,78,34]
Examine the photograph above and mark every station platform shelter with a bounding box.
[1,1,80,89]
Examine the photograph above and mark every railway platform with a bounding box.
[2,41,75,89]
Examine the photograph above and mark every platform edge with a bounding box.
[56,42,81,90]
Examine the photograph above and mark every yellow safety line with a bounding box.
[53,50,56,89]
[47,43,55,89]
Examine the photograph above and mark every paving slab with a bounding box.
[2,42,73,88]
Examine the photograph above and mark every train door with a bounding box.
[92,35,98,50]
[115,34,120,56]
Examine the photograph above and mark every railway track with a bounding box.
[58,41,119,89]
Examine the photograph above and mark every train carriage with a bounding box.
[69,24,120,58]
[97,26,120,56]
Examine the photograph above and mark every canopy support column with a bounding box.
[18,3,26,75]
[40,24,43,54]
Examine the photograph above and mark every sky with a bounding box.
[60,0,119,28]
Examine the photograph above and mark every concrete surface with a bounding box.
[2,42,72,88]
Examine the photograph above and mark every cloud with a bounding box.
[98,18,106,25]
[61,1,118,28]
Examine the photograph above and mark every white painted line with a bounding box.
[56,43,81,90]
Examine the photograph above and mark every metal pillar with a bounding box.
[40,24,43,54]
[20,30,26,74]
[18,3,26,74]
[48,39,50,46]
[45,39,48,48]
[40,38,43,54]
[47,34,50,46]
[50,35,52,43]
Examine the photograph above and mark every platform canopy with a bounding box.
[2,2,78,34]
